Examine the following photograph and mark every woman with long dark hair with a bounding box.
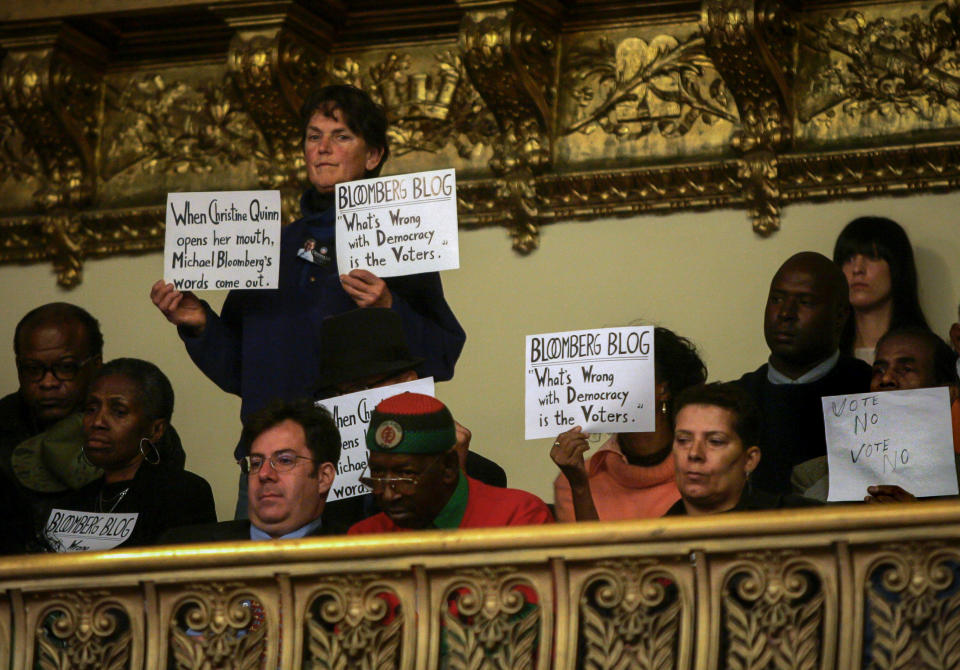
[833,217,930,363]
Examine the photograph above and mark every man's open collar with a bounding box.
[767,350,840,385]
[432,470,468,529]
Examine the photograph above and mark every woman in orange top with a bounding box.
[551,327,707,521]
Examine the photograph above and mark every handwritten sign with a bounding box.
[44,509,139,552]
[335,169,459,278]
[822,387,958,501]
[163,190,281,290]
[525,326,655,440]
[317,377,435,501]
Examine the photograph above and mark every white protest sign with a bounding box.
[164,190,281,290]
[317,377,435,501]
[335,168,459,278]
[525,326,655,440]
[44,509,139,552]
[822,387,958,501]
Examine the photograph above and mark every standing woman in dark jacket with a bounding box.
[833,217,931,364]
[42,358,216,551]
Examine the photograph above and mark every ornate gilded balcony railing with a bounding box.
[2,500,960,669]
[4,0,960,286]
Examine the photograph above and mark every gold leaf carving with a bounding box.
[863,542,960,669]
[721,551,824,670]
[102,74,269,181]
[441,566,541,670]
[305,576,403,670]
[168,583,266,670]
[801,4,960,126]
[562,34,736,139]
[33,590,132,670]
[578,559,681,670]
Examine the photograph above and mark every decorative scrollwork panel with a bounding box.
[160,581,277,670]
[431,565,553,670]
[798,2,960,138]
[21,589,141,670]
[856,542,960,670]
[294,573,413,670]
[710,549,835,670]
[566,557,694,670]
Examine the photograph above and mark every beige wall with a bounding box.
[2,194,958,519]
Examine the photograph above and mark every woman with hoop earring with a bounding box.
[42,358,215,551]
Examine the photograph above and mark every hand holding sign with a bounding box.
[340,269,393,308]
[550,426,592,486]
[335,169,459,278]
[150,280,207,333]
[525,326,655,439]
[822,387,958,501]
[163,190,281,291]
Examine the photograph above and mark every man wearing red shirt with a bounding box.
[348,393,552,533]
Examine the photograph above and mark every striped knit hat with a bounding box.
[366,392,455,454]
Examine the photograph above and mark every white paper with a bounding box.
[524,326,655,440]
[163,190,281,290]
[335,169,459,278]
[317,377,435,501]
[822,387,958,501]
[44,509,139,552]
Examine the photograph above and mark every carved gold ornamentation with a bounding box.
[6,1,960,282]
[102,74,268,182]
[863,542,960,669]
[441,566,541,670]
[562,34,736,140]
[578,559,681,670]
[801,4,960,126]
[0,35,101,210]
[721,550,824,670]
[702,0,797,235]
[33,591,131,670]
[228,29,324,208]
[168,583,267,670]
[304,576,403,669]
[0,95,40,183]
[460,5,558,252]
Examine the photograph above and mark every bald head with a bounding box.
[764,252,850,379]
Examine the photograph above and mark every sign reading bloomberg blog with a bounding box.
[163,190,281,290]
[317,377,435,501]
[524,326,655,440]
[335,168,459,278]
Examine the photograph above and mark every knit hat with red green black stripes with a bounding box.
[366,392,456,454]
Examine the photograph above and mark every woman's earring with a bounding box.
[139,438,161,465]
[659,401,669,415]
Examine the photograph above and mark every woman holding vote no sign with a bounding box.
[150,86,465,514]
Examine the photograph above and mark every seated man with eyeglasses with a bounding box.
[161,399,348,542]
[2,303,103,483]
[348,393,553,534]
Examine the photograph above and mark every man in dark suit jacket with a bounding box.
[733,252,873,496]
[160,399,348,543]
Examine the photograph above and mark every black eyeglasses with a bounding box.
[238,451,317,475]
[16,355,97,382]
[358,454,444,495]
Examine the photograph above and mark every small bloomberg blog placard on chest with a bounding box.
[822,387,958,501]
[335,168,459,278]
[44,509,139,552]
[163,190,281,291]
[524,326,655,440]
[317,377,435,502]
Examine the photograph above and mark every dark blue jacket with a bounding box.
[180,189,466,429]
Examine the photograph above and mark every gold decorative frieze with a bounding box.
[302,575,406,669]
[3,0,960,284]
[2,503,960,669]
